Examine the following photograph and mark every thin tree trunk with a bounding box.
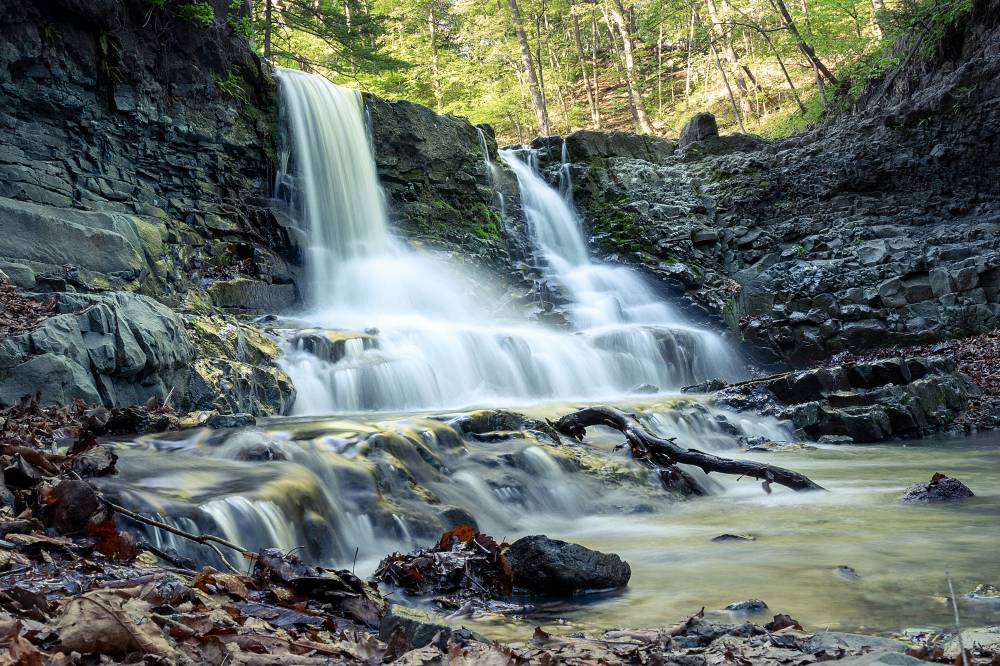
[601,1,640,131]
[760,27,806,113]
[428,4,442,112]
[591,9,603,129]
[704,0,752,119]
[708,28,745,132]
[571,3,599,127]
[770,0,838,86]
[657,23,663,116]
[684,6,695,104]
[869,0,885,37]
[608,0,652,133]
[508,0,550,135]
[544,15,571,134]
[264,0,272,61]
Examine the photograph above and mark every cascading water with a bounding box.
[276,68,740,414]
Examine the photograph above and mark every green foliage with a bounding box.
[228,0,253,39]
[214,71,249,105]
[233,0,967,142]
[758,93,825,138]
[176,2,216,25]
[838,0,972,99]
[97,31,122,84]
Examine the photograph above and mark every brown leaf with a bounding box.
[436,524,478,551]
[192,567,251,600]
[765,613,803,631]
[57,590,180,659]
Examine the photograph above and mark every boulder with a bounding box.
[679,113,718,148]
[899,473,974,503]
[564,130,676,164]
[723,599,768,613]
[505,535,630,595]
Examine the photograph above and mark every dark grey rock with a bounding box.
[205,413,257,429]
[506,535,631,595]
[378,605,485,651]
[679,113,719,148]
[723,599,768,613]
[900,474,975,503]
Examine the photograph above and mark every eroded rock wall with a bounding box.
[557,0,1000,365]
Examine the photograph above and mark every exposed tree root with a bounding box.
[553,406,825,492]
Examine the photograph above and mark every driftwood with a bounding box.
[553,406,825,493]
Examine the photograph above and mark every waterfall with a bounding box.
[275,69,741,414]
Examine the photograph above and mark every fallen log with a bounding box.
[553,406,825,492]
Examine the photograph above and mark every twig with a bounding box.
[947,572,969,666]
[105,499,249,574]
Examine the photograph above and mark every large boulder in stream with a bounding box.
[506,535,631,595]
[900,473,975,503]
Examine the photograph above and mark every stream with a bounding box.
[99,404,1000,640]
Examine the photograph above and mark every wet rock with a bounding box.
[817,434,854,444]
[723,599,768,613]
[967,583,1000,600]
[205,412,256,429]
[682,378,729,393]
[71,445,118,478]
[900,473,975,503]
[44,480,105,533]
[711,534,756,542]
[505,535,631,595]
[234,443,287,461]
[438,507,479,532]
[836,565,861,580]
[379,605,486,651]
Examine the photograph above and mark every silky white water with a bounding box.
[275,69,741,414]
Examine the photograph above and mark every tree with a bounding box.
[508,0,551,135]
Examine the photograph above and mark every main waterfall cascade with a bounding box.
[275,69,742,414]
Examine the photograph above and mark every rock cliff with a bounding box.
[551,0,1000,366]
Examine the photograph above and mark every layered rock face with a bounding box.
[554,0,1000,365]
[0,0,299,412]
[367,98,518,271]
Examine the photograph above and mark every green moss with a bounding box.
[176,2,215,24]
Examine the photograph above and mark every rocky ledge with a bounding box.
[707,355,974,443]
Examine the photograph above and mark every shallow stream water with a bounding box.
[101,401,1000,641]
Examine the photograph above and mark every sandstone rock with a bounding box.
[506,535,631,595]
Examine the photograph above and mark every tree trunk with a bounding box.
[570,3,599,127]
[770,0,838,87]
[657,23,663,116]
[428,4,442,112]
[607,0,652,133]
[704,0,752,119]
[708,29,745,132]
[264,0,272,61]
[760,27,806,113]
[869,0,886,37]
[590,8,602,129]
[684,6,695,104]
[508,0,550,135]
[601,1,640,131]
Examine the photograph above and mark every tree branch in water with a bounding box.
[553,406,825,493]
